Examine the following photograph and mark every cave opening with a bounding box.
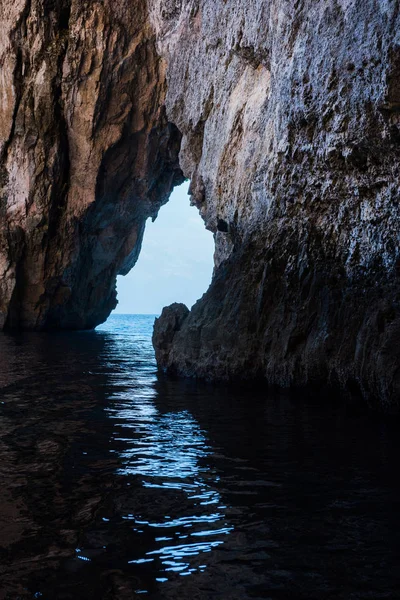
[112,181,214,317]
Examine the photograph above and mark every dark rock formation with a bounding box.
[153,302,189,369]
[1,0,399,404]
[0,0,183,330]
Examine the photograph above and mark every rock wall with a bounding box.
[152,0,400,406]
[1,0,399,404]
[0,0,183,329]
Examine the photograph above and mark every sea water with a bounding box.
[0,314,399,599]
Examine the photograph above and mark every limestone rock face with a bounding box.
[150,0,400,405]
[0,0,183,329]
[1,0,399,404]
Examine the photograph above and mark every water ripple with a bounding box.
[96,316,233,582]
[1,315,400,599]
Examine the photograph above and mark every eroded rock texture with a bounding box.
[151,0,400,406]
[0,0,183,329]
[1,0,399,404]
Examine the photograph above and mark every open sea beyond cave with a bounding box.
[0,314,400,600]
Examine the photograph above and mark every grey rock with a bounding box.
[151,0,400,406]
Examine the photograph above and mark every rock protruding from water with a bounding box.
[153,303,189,371]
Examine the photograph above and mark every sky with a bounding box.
[114,182,215,315]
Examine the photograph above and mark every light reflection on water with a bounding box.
[95,315,233,581]
[1,315,400,599]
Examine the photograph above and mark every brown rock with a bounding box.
[0,0,183,329]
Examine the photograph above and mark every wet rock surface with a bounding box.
[153,302,189,370]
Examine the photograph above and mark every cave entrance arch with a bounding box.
[112,182,214,316]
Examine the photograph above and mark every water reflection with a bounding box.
[93,316,233,583]
[0,315,232,598]
[1,316,400,600]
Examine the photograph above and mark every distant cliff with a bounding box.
[1,1,399,405]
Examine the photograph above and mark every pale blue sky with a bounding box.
[114,182,215,315]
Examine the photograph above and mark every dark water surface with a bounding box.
[0,315,400,599]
